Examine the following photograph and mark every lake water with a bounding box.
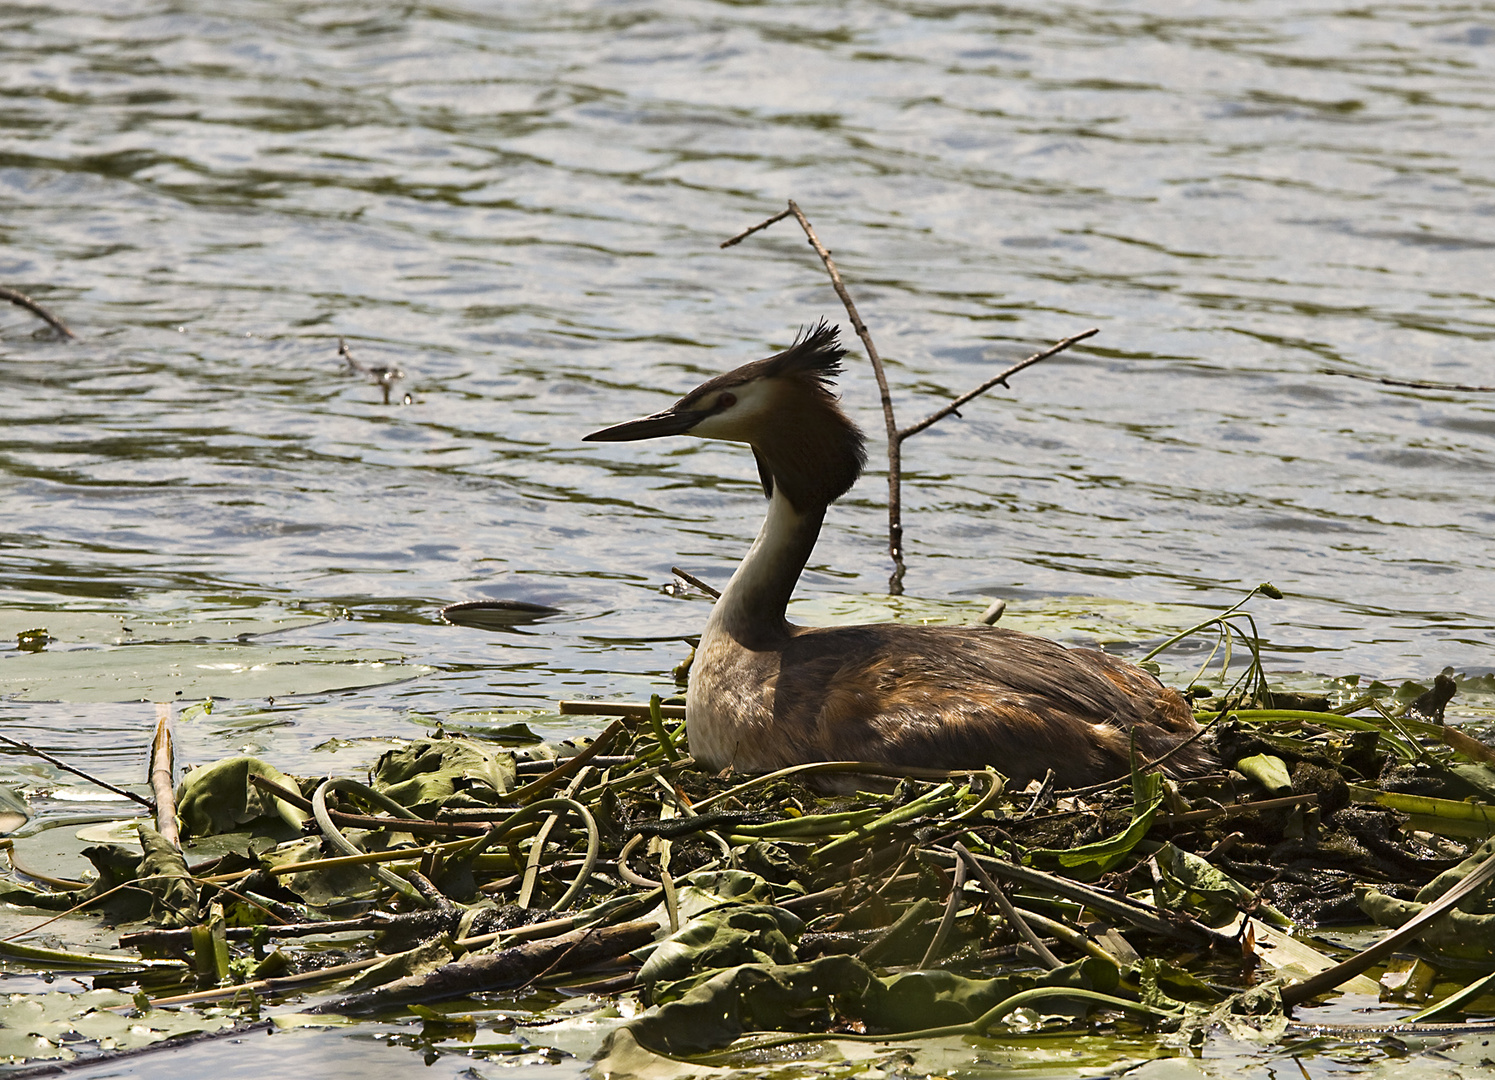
[3,0,1494,1075]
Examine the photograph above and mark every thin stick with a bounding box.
[2,877,169,942]
[719,207,794,248]
[783,200,905,574]
[1155,792,1317,827]
[0,733,155,812]
[559,700,687,719]
[0,286,75,339]
[918,854,968,969]
[148,954,385,1007]
[955,842,1062,969]
[509,717,626,804]
[898,328,1098,440]
[720,201,1094,591]
[671,566,721,599]
[150,703,178,848]
[1322,369,1495,393]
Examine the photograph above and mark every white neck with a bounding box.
[706,485,824,651]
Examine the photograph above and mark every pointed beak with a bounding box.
[584,407,706,442]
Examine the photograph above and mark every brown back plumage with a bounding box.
[753,623,1208,787]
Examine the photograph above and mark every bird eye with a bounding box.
[717,392,736,409]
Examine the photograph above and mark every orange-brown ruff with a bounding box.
[585,323,1209,788]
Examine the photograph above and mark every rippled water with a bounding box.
[3,0,1494,1072]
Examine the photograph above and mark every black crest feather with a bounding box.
[759,320,845,388]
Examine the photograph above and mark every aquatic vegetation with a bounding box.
[3,597,1495,1075]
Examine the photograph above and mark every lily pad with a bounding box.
[0,643,430,703]
[0,990,228,1062]
[0,609,327,649]
[789,593,1208,648]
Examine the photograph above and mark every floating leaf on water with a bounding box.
[176,756,309,837]
[0,609,328,648]
[0,785,30,835]
[440,600,563,632]
[0,643,430,703]
[0,989,227,1062]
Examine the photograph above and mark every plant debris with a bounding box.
[3,597,1495,1074]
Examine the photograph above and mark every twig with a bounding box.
[150,704,178,848]
[933,844,1210,944]
[955,842,1062,969]
[558,700,687,720]
[147,956,383,1007]
[1322,369,1495,393]
[898,328,1098,440]
[509,717,625,804]
[121,915,389,951]
[312,919,658,1015]
[719,208,793,248]
[720,201,1093,591]
[0,286,75,339]
[1057,707,1227,799]
[671,566,721,599]
[918,853,967,969]
[1015,769,1055,822]
[780,201,905,581]
[0,733,154,812]
[1154,792,1317,827]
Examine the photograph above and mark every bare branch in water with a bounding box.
[671,566,721,600]
[719,207,794,248]
[899,328,1098,440]
[1322,368,1495,393]
[0,286,75,339]
[719,201,1095,593]
[150,703,179,848]
[339,337,406,405]
[0,732,155,811]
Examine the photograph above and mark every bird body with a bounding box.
[586,323,1208,788]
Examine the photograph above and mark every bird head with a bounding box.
[585,321,867,513]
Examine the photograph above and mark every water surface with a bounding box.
[3,0,1494,1074]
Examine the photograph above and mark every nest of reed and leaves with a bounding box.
[4,586,1495,1071]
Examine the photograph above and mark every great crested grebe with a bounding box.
[585,323,1210,788]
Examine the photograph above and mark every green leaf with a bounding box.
[176,756,308,838]
[1235,753,1292,792]
[371,737,517,810]
[1031,771,1163,878]
[1153,843,1288,928]
[0,642,428,703]
[641,904,802,999]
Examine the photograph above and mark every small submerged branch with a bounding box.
[338,337,407,405]
[671,566,721,600]
[0,286,75,339]
[1322,368,1495,393]
[0,733,155,812]
[720,200,1093,592]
